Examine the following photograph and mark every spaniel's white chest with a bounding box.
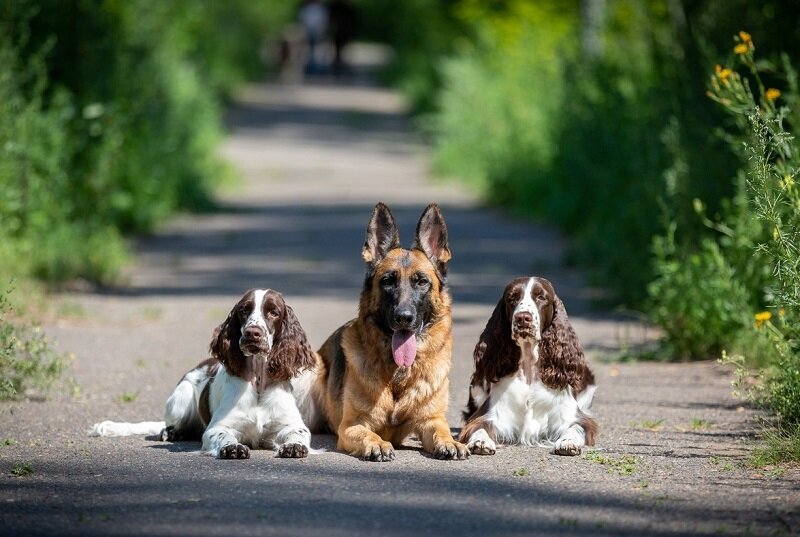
[208,370,275,440]
[485,374,583,445]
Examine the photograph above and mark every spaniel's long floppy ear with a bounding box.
[473,296,519,385]
[413,203,451,277]
[538,294,588,392]
[210,306,245,370]
[266,304,316,382]
[362,202,400,273]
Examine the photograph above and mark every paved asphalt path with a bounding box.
[2,69,798,536]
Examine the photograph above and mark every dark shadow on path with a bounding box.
[1,457,785,537]
[123,202,585,305]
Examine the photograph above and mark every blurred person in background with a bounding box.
[299,0,328,75]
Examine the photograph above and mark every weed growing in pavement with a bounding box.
[511,468,530,477]
[117,392,138,403]
[2,438,16,447]
[748,424,800,468]
[583,451,640,476]
[11,461,33,477]
[690,418,713,430]
[630,419,665,432]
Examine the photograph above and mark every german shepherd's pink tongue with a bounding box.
[391,330,417,367]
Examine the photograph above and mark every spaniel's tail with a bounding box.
[89,420,166,437]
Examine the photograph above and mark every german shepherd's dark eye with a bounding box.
[380,272,397,289]
[413,273,430,289]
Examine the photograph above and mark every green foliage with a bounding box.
[11,461,33,477]
[171,0,298,96]
[430,1,740,304]
[583,451,639,476]
[741,107,800,429]
[699,33,800,457]
[648,231,754,359]
[749,424,800,467]
[0,283,69,400]
[511,467,530,477]
[0,30,125,283]
[352,0,466,112]
[432,1,575,198]
[0,1,293,286]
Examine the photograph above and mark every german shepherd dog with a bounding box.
[294,203,469,461]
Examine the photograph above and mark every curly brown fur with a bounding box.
[538,295,594,393]
[267,304,316,382]
[210,308,246,378]
[472,297,521,385]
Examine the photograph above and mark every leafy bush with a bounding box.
[432,1,574,200]
[0,28,128,284]
[648,232,754,359]
[659,32,800,457]
[0,1,294,286]
[430,1,740,304]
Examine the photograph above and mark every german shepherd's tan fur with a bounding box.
[295,203,468,461]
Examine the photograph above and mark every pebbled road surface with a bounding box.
[1,69,798,536]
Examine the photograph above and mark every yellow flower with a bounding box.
[766,88,781,101]
[739,31,752,44]
[779,308,786,317]
[718,68,732,81]
[734,43,749,55]
[754,311,772,328]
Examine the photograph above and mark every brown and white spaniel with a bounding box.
[91,289,316,459]
[459,277,598,456]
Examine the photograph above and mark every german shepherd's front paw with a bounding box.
[277,443,309,458]
[219,443,250,459]
[434,440,470,460]
[362,441,395,462]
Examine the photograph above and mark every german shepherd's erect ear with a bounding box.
[413,203,451,277]
[362,202,401,272]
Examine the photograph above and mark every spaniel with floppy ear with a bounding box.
[459,276,598,456]
[91,288,316,459]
